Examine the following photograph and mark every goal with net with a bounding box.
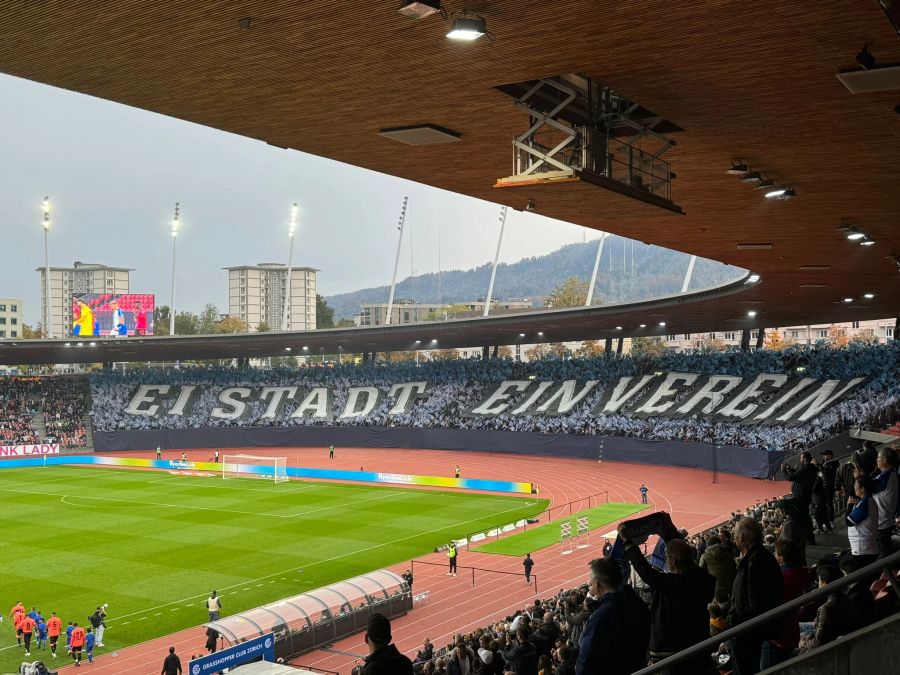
[222,454,289,483]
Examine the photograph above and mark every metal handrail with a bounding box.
[631,548,900,675]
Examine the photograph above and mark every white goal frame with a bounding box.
[222,454,289,483]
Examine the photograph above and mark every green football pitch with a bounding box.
[473,503,649,556]
[0,465,547,671]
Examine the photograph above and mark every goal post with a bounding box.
[222,454,289,483]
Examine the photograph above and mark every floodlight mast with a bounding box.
[483,206,509,317]
[281,203,299,332]
[41,197,53,338]
[385,197,408,326]
[169,203,180,336]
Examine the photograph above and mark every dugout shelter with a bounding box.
[203,569,411,662]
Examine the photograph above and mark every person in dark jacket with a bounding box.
[501,626,538,675]
[776,499,810,566]
[761,539,809,669]
[818,450,840,524]
[576,557,650,675]
[555,644,576,675]
[699,535,737,601]
[782,452,817,542]
[161,646,182,675]
[361,613,413,675]
[798,565,860,652]
[727,518,784,675]
[523,553,535,585]
[447,641,477,675]
[622,532,715,673]
[839,558,876,627]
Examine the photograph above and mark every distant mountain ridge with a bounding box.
[326,239,744,319]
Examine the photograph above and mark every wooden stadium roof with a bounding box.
[0,1,898,364]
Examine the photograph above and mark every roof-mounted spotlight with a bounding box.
[639,323,647,328]
[746,274,761,283]
[615,326,622,330]
[284,347,291,352]
[860,237,876,246]
[747,310,757,317]
[727,161,749,175]
[447,16,486,40]
[518,333,526,338]
[658,321,666,327]
[776,187,796,201]
[398,1,443,19]
[843,297,853,303]
[754,178,776,190]
[764,187,787,198]
[739,171,762,184]
[846,227,866,241]
[302,346,309,351]
[537,331,544,337]
[857,44,876,70]
[864,293,875,299]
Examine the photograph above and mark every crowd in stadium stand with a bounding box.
[89,342,900,453]
[408,445,899,674]
[0,377,88,447]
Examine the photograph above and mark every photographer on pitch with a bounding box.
[88,605,107,647]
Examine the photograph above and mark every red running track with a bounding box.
[53,446,786,674]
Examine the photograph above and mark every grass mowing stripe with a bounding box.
[474,503,650,556]
[0,465,547,673]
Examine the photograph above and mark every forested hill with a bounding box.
[326,238,744,319]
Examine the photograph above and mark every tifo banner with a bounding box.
[188,632,275,675]
[119,373,866,427]
[0,455,534,493]
[0,444,60,457]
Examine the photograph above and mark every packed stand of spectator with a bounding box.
[0,377,89,447]
[406,445,898,675]
[90,342,900,453]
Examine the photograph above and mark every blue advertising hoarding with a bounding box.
[188,632,275,675]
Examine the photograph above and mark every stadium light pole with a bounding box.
[385,196,408,325]
[169,202,180,336]
[585,232,608,306]
[281,202,299,332]
[41,196,53,339]
[680,254,697,294]
[483,206,508,317]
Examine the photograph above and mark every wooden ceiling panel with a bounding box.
[0,0,898,333]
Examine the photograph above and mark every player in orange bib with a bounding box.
[13,610,25,647]
[70,622,86,667]
[47,611,63,659]
[20,614,36,655]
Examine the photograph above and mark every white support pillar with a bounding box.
[385,197,408,325]
[483,206,509,317]
[585,233,607,306]
[681,254,697,294]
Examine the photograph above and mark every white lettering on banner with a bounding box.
[210,388,253,421]
[116,374,868,428]
[470,380,531,415]
[387,381,429,416]
[340,387,382,419]
[634,373,699,416]
[0,444,60,457]
[595,375,656,414]
[535,380,599,415]
[124,384,170,416]
[675,375,743,416]
[377,472,413,483]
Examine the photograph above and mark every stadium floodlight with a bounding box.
[860,238,875,246]
[41,196,53,339]
[747,310,757,317]
[223,453,289,483]
[764,187,787,198]
[537,331,544,337]
[615,326,622,330]
[658,321,666,327]
[302,345,309,351]
[843,297,853,303]
[518,333,526,338]
[284,347,291,351]
[639,323,647,328]
[447,16,486,40]
[846,228,865,240]
[169,202,181,336]
[864,293,875,299]
[282,202,300,332]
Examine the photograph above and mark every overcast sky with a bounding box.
[0,73,597,325]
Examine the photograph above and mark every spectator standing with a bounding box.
[576,558,650,675]
[205,627,218,654]
[622,534,715,673]
[415,637,433,663]
[818,449,839,524]
[501,626,538,675]
[640,484,649,504]
[161,646,182,675]
[726,518,784,675]
[89,605,107,646]
[761,539,809,669]
[782,452,817,543]
[402,569,413,593]
[329,444,334,459]
[523,553,535,585]
[361,613,413,674]
[156,445,161,460]
[872,447,899,558]
[699,535,737,601]
[602,539,613,557]
[447,542,458,577]
[455,464,461,479]
[846,475,880,567]
[206,591,222,621]
[776,499,810,566]
[447,641,476,675]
